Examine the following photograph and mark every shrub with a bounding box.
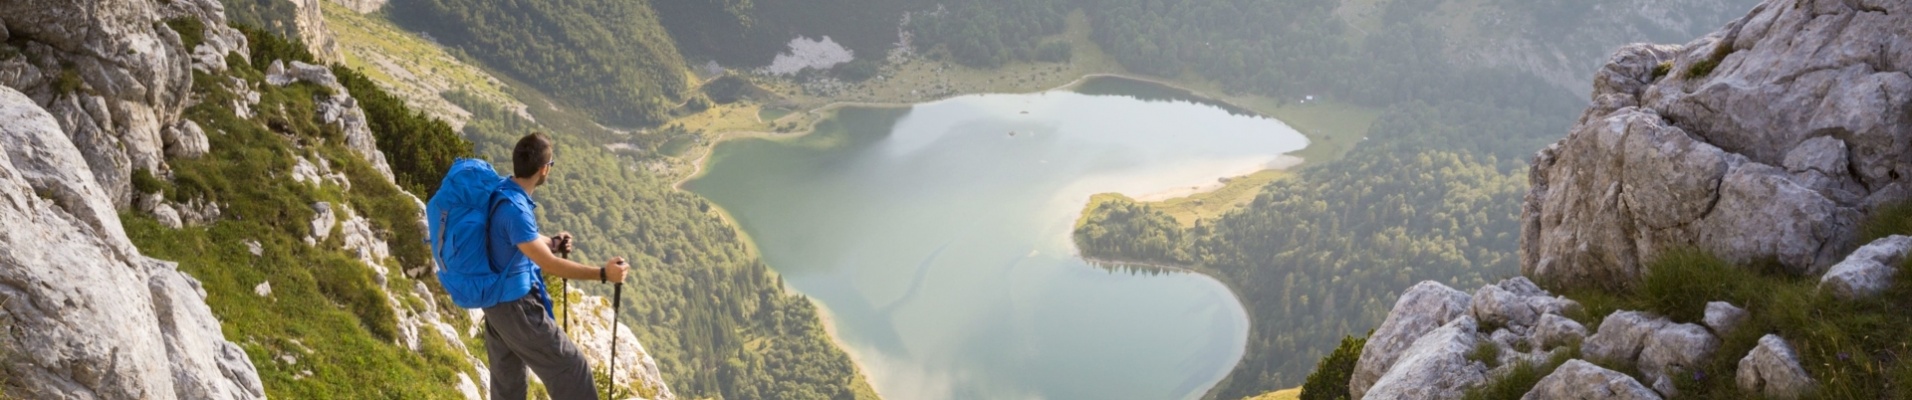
[164,17,206,49]
[130,168,166,194]
[1299,334,1366,400]
[53,67,83,94]
[1651,61,1673,80]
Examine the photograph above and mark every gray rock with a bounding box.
[307,201,337,245]
[1737,334,1813,399]
[0,0,246,209]
[1533,313,1589,350]
[1522,0,1910,290]
[1583,311,1670,367]
[163,120,209,159]
[1703,301,1748,335]
[1351,281,1474,399]
[244,239,263,257]
[1650,375,1678,398]
[1472,277,1578,331]
[1640,322,1718,395]
[1521,359,1661,400]
[1363,317,1488,400]
[1819,235,1912,300]
[154,202,184,229]
[265,60,340,89]
[0,86,262,399]
[291,0,343,62]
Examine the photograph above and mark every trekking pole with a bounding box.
[558,242,569,333]
[606,261,626,400]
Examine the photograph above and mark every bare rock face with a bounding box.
[291,0,344,62]
[0,86,263,399]
[1350,281,1474,399]
[1522,0,1911,290]
[1363,317,1489,400]
[1818,235,1912,300]
[1737,334,1814,399]
[0,0,245,209]
[264,59,397,182]
[1520,359,1662,400]
[563,286,677,400]
[1533,313,1590,350]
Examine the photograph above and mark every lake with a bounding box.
[685,77,1308,400]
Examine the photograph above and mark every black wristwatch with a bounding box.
[599,267,607,283]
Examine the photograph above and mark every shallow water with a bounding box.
[686,77,1307,400]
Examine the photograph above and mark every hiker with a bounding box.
[483,132,630,399]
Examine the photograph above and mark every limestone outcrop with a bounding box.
[0,0,246,209]
[1522,0,1912,290]
[0,85,263,399]
[562,287,678,400]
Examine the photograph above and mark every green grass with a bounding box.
[1466,340,1504,369]
[757,107,793,122]
[53,66,82,94]
[118,34,483,398]
[1686,42,1734,79]
[1461,347,1578,400]
[1552,245,1912,399]
[1652,61,1674,80]
[1269,100,1381,164]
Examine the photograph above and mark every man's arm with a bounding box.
[518,236,629,283]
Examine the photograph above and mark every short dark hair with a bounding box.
[512,133,553,178]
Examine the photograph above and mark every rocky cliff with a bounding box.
[1522,0,1910,289]
[1346,0,1909,398]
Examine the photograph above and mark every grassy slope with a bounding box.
[125,54,480,397]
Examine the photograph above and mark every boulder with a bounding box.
[1350,281,1473,399]
[1703,301,1748,335]
[1533,313,1589,350]
[1582,311,1671,367]
[1818,235,1912,300]
[1363,317,1488,400]
[1521,359,1661,400]
[1523,0,1911,290]
[0,86,262,399]
[1639,322,1719,395]
[1736,334,1813,399]
[1472,277,1578,331]
[163,120,209,159]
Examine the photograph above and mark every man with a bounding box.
[486,132,630,399]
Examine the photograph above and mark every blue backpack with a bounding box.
[427,158,511,309]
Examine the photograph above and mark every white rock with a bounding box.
[1533,313,1589,350]
[1363,317,1488,400]
[1520,359,1661,400]
[1736,334,1814,399]
[1703,301,1748,335]
[1819,235,1912,300]
[1471,277,1578,331]
[1583,310,1670,367]
[0,86,262,398]
[154,202,184,229]
[1350,281,1474,399]
[307,201,337,245]
[456,373,482,400]
[244,239,263,257]
[254,281,271,297]
[563,286,677,400]
[1639,322,1720,395]
[1522,0,1910,289]
[163,120,209,159]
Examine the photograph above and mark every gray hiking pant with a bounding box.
[484,292,597,400]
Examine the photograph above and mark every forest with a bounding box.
[388,0,691,127]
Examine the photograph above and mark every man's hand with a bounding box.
[549,231,574,255]
[602,257,629,283]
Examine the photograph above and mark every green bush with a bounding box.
[1298,335,1366,400]
[130,168,166,194]
[53,67,82,94]
[164,17,206,49]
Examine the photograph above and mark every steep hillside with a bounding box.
[0,0,669,398]
[388,0,691,127]
[320,4,881,399]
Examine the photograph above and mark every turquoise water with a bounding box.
[685,78,1308,400]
